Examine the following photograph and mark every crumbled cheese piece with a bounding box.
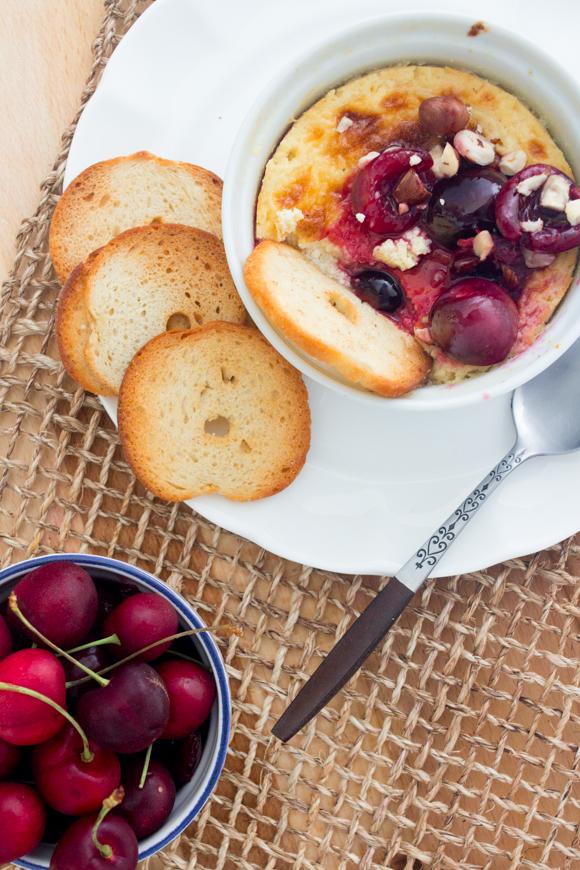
[301,241,351,287]
[473,230,494,261]
[409,155,421,166]
[499,150,526,176]
[336,116,353,133]
[355,213,365,223]
[516,174,548,196]
[276,208,304,236]
[540,174,570,211]
[520,218,544,233]
[475,124,483,134]
[566,199,580,226]
[358,150,380,169]
[373,227,432,271]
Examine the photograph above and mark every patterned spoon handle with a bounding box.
[271,442,530,743]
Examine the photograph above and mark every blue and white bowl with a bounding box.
[0,553,231,869]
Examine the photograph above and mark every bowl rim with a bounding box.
[222,9,580,410]
[1,553,230,868]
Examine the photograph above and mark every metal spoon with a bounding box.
[272,339,580,742]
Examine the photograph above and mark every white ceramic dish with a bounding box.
[3,554,230,869]
[223,11,580,410]
[63,0,580,576]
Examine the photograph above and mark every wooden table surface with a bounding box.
[0,0,105,287]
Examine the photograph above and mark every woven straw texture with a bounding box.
[3,2,580,869]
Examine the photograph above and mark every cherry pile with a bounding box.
[341,94,580,367]
[0,561,221,868]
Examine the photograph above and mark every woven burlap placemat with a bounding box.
[3,2,580,868]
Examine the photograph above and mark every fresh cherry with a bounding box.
[32,722,121,815]
[103,592,178,663]
[42,806,76,844]
[114,753,176,839]
[0,736,20,779]
[425,168,507,248]
[495,163,580,253]
[78,661,170,753]
[0,781,46,864]
[0,613,12,663]
[351,270,404,312]
[430,278,518,366]
[156,659,216,739]
[12,561,98,649]
[50,789,138,870]
[155,730,203,787]
[351,148,433,235]
[94,580,140,629]
[64,640,116,702]
[0,648,66,745]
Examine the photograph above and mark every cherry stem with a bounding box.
[63,634,121,656]
[9,592,110,688]
[66,623,242,688]
[139,743,153,789]
[92,787,125,859]
[0,681,94,762]
[166,649,211,669]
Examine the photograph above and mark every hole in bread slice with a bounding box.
[221,366,236,383]
[328,293,356,322]
[204,415,231,437]
[240,440,251,453]
[166,312,191,331]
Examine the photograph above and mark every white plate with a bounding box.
[65,0,580,577]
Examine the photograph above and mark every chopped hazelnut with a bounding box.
[516,174,548,196]
[520,219,544,233]
[473,230,494,261]
[499,150,527,176]
[453,129,495,166]
[418,96,469,137]
[565,199,580,226]
[539,174,570,211]
[431,143,460,178]
[392,169,430,205]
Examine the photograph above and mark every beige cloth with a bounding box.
[1,3,579,869]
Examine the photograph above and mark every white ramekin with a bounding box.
[222,12,580,410]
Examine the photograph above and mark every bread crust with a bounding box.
[55,223,246,395]
[245,240,431,397]
[118,323,311,502]
[56,251,115,395]
[50,151,223,282]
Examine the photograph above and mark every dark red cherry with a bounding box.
[95,580,140,629]
[495,163,580,253]
[114,754,176,839]
[42,806,76,843]
[425,168,506,248]
[156,659,216,739]
[430,278,518,366]
[351,148,433,235]
[0,781,46,864]
[64,641,116,702]
[351,270,404,312]
[77,662,170,753]
[155,730,203,787]
[103,593,178,663]
[0,614,12,663]
[32,722,121,815]
[49,810,138,870]
[13,561,98,649]
[0,648,67,745]
[0,736,20,779]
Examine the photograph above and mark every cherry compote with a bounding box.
[351,148,433,235]
[430,278,518,366]
[425,168,507,248]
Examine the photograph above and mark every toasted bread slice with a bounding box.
[56,224,246,396]
[118,323,311,501]
[244,240,431,396]
[49,152,223,282]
